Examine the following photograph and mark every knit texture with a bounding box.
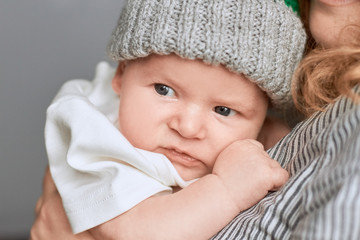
[284,0,300,14]
[107,0,306,109]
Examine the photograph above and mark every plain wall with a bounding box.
[0,0,125,238]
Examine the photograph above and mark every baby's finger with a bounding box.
[268,158,282,168]
[269,168,289,191]
[245,139,265,150]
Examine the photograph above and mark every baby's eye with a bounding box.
[154,84,175,97]
[214,106,236,117]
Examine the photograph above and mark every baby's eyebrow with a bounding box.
[150,70,185,91]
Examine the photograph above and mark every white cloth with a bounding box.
[45,62,188,233]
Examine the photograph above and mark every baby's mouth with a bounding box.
[160,147,200,167]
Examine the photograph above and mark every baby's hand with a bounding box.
[212,139,289,212]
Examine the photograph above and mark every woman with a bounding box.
[294,0,360,116]
[212,0,360,239]
[30,0,360,239]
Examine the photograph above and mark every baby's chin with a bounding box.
[174,165,209,182]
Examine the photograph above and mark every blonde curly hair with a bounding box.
[292,1,360,117]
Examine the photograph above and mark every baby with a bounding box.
[45,0,305,239]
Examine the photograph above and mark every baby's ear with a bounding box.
[112,61,127,94]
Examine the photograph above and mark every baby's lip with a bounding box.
[160,147,201,166]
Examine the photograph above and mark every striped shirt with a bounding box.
[212,89,360,239]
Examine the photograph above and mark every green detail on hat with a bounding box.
[284,0,300,15]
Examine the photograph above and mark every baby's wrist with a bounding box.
[208,173,242,213]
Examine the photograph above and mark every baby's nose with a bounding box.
[168,105,206,139]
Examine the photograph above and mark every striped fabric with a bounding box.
[212,88,360,239]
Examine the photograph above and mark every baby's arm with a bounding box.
[90,139,289,240]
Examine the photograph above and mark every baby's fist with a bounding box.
[213,139,289,212]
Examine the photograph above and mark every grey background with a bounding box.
[0,0,125,238]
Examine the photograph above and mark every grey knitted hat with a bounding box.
[107,0,306,109]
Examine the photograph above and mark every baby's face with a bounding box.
[113,54,268,181]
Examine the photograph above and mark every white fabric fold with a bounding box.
[45,62,188,233]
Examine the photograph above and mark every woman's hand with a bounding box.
[30,166,94,240]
